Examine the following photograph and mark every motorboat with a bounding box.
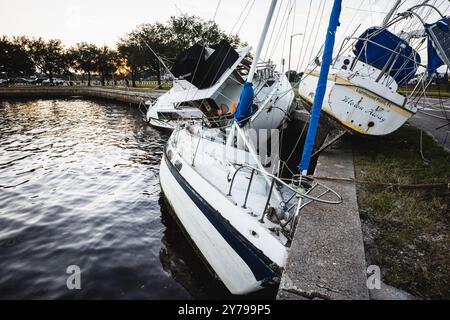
[146,40,294,130]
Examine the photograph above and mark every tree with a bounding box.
[165,14,242,53]
[96,46,119,86]
[120,22,172,88]
[27,38,68,81]
[0,36,34,78]
[117,39,146,88]
[69,43,100,86]
[118,14,243,88]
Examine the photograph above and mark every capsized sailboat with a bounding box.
[146,40,294,130]
[298,1,449,136]
[159,0,342,295]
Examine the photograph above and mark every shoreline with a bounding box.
[0,86,165,105]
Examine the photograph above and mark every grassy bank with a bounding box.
[399,84,450,97]
[352,124,450,299]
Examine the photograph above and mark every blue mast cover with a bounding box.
[234,82,254,126]
[299,0,342,174]
[425,16,449,75]
[353,27,421,85]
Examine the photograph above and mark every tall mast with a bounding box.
[299,0,342,175]
[382,0,402,27]
[233,0,278,123]
[247,0,278,83]
[231,0,283,204]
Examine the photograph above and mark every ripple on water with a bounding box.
[0,100,183,299]
[0,99,276,300]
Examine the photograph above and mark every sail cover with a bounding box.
[353,27,421,85]
[170,43,206,85]
[170,40,239,89]
[425,16,450,75]
[234,82,254,125]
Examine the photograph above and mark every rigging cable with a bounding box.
[305,0,327,66]
[296,0,324,72]
[268,0,296,61]
[295,0,312,72]
[263,0,285,62]
[229,0,252,35]
[236,0,256,35]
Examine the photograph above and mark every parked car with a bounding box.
[42,78,65,86]
[30,78,46,85]
[13,78,33,84]
[0,79,9,86]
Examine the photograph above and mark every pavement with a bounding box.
[277,140,369,300]
[409,96,450,151]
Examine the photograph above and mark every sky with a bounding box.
[0,0,448,72]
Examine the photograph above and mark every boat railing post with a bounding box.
[259,177,276,223]
[191,132,202,167]
[227,165,243,196]
[242,169,255,209]
[376,42,403,83]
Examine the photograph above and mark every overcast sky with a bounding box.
[0,0,448,71]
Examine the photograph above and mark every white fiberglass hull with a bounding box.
[160,152,280,294]
[298,71,416,136]
[147,72,294,131]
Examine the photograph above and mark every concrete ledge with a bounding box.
[0,86,164,104]
[277,140,369,300]
[293,109,310,123]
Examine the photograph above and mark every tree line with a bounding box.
[0,14,242,88]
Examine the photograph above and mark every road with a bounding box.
[408,96,450,151]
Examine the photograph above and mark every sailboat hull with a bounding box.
[159,151,278,295]
[299,72,415,136]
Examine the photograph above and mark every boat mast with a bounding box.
[247,0,278,83]
[382,0,402,27]
[230,0,284,204]
[231,0,278,125]
[298,0,342,175]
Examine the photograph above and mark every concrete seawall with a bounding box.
[277,140,369,300]
[0,86,165,104]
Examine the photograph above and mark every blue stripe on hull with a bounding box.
[164,152,276,283]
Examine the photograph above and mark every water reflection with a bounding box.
[0,99,276,299]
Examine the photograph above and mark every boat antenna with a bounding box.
[298,0,342,175]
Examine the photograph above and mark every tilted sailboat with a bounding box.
[146,40,294,130]
[298,1,449,136]
[159,0,342,295]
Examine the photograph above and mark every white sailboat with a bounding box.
[298,1,449,136]
[146,41,294,130]
[159,0,342,295]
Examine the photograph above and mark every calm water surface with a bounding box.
[0,99,274,299]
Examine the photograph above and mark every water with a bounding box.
[0,99,276,299]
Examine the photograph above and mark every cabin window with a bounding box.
[158,112,182,121]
